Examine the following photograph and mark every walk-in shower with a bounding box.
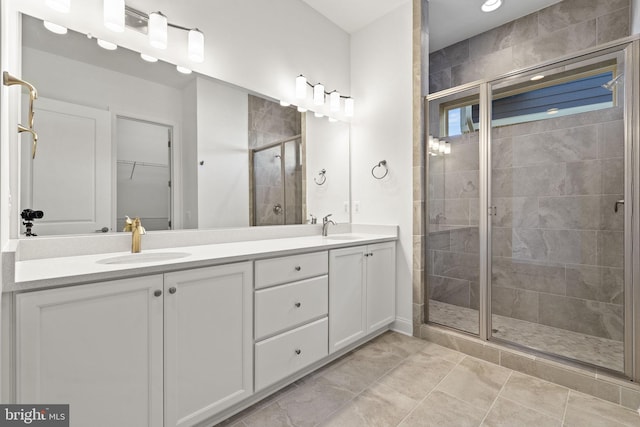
[426,40,637,377]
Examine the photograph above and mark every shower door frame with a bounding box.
[425,37,640,381]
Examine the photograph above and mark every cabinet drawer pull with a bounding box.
[294,349,302,355]
[294,266,301,271]
[154,290,162,297]
[169,287,177,294]
[294,302,301,308]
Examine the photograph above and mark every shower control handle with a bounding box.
[614,200,624,213]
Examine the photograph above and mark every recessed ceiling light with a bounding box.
[481,0,502,12]
[176,65,192,74]
[547,108,559,115]
[140,53,158,63]
[97,39,117,50]
[530,74,545,81]
[43,21,68,34]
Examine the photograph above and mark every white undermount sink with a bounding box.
[97,252,191,265]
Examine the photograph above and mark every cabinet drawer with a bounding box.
[255,276,328,340]
[255,317,328,391]
[255,251,328,289]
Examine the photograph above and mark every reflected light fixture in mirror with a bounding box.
[104,0,125,32]
[176,65,192,74]
[344,97,354,117]
[46,0,70,13]
[481,0,502,12]
[280,100,291,107]
[43,21,68,34]
[296,75,354,117]
[313,83,325,105]
[330,91,340,112]
[97,39,118,50]
[140,53,158,62]
[149,11,168,49]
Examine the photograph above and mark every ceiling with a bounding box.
[300,0,563,52]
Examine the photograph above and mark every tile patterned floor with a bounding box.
[429,300,624,372]
[217,332,640,426]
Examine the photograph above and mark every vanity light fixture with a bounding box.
[104,0,125,32]
[176,65,192,74]
[43,21,68,34]
[330,91,340,112]
[188,29,205,63]
[481,0,502,12]
[313,83,325,105]
[296,75,308,99]
[140,53,158,62]
[46,0,70,13]
[344,97,354,117]
[428,135,451,156]
[148,12,168,49]
[97,39,118,50]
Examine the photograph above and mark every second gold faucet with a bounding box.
[123,216,146,253]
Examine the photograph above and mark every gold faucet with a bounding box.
[123,216,146,253]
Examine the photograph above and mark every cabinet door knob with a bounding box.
[295,266,301,271]
[369,252,374,257]
[169,287,177,294]
[294,302,301,308]
[295,349,302,355]
[154,290,162,297]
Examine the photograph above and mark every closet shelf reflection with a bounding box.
[117,159,169,180]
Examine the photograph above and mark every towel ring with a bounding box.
[371,160,388,180]
[314,169,327,185]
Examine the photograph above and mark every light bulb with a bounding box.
[140,53,158,62]
[104,0,125,32]
[97,39,117,50]
[46,0,70,13]
[279,100,291,107]
[176,65,192,74]
[297,106,307,113]
[313,84,325,105]
[43,21,68,34]
[188,29,205,62]
[149,12,168,49]
[296,75,307,99]
[344,98,354,117]
[330,91,340,112]
[444,142,451,154]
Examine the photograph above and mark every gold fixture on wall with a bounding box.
[3,71,39,158]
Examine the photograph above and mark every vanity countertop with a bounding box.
[6,232,396,292]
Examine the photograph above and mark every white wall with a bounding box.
[196,78,250,228]
[305,113,350,224]
[350,2,414,334]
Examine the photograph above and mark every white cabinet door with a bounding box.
[16,276,164,427]
[164,262,253,427]
[366,242,396,332]
[329,246,367,353]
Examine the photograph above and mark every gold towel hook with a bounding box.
[3,71,39,158]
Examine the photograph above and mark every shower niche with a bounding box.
[426,44,632,376]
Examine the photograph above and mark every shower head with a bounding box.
[602,73,624,91]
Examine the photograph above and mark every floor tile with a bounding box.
[321,382,418,427]
[499,371,569,419]
[377,351,457,400]
[481,397,562,427]
[398,390,487,427]
[366,331,434,358]
[564,391,640,427]
[419,340,466,364]
[436,357,511,410]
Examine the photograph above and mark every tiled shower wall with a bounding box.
[428,0,630,94]
[428,108,624,341]
[248,95,302,225]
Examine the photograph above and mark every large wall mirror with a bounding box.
[19,14,350,237]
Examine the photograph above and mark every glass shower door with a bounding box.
[489,49,627,372]
[427,86,482,335]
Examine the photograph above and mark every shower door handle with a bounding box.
[614,200,624,213]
